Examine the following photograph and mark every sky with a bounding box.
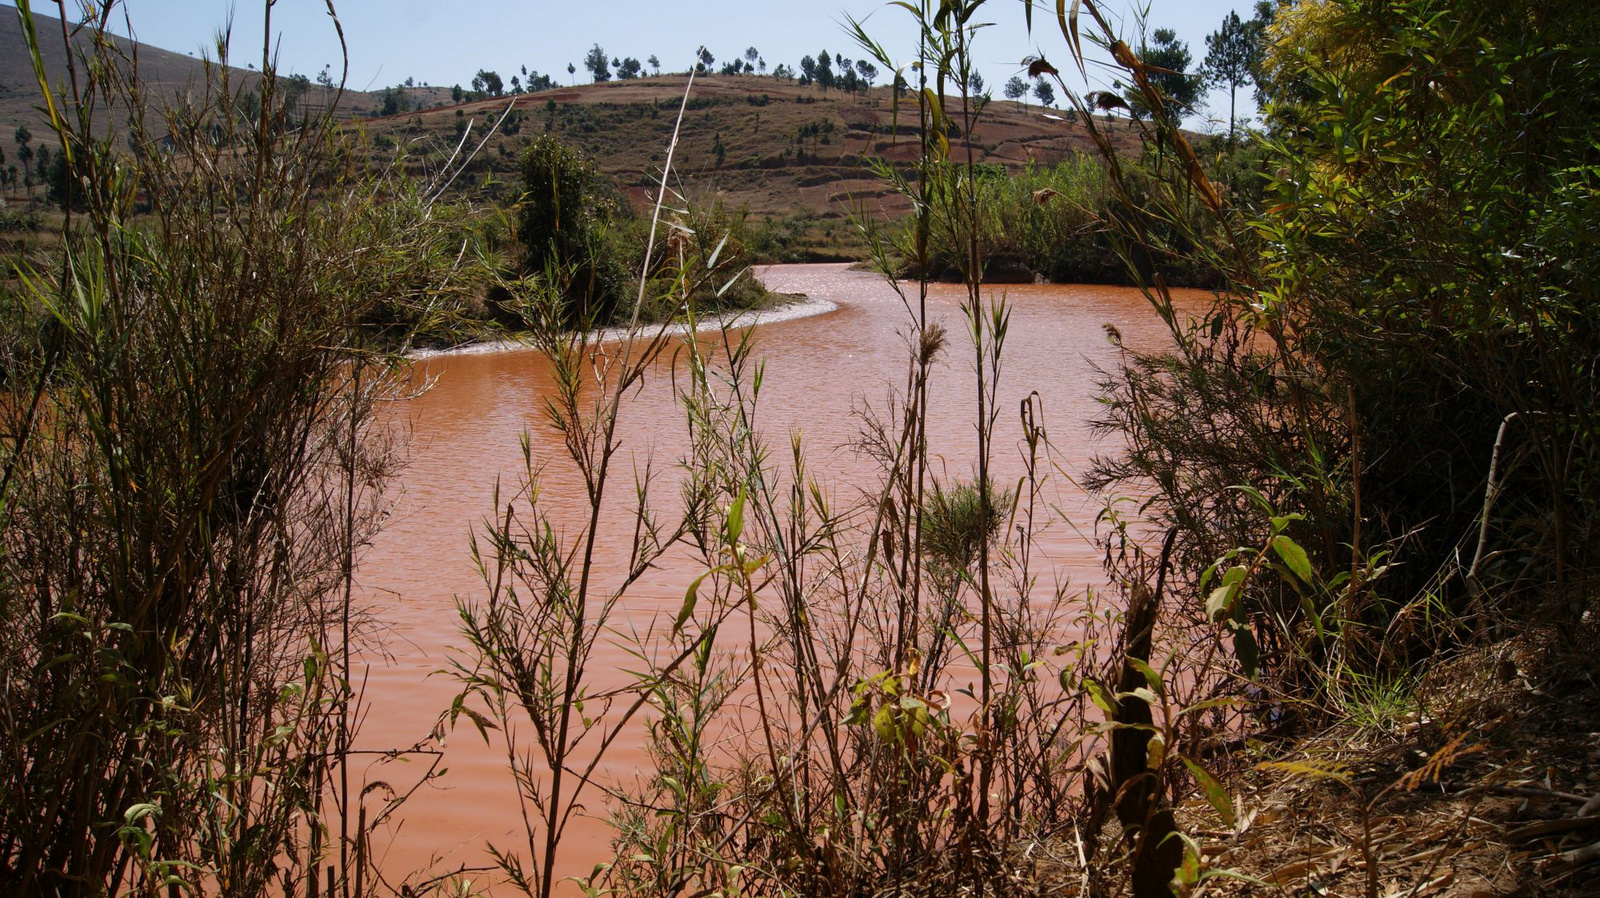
[5,0,1260,131]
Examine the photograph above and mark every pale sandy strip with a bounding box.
[409,292,837,359]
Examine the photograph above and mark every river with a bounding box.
[350,263,1204,892]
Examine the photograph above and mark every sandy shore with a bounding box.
[409,290,838,359]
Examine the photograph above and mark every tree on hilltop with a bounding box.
[1004,75,1028,107]
[584,44,611,82]
[472,69,504,97]
[1033,77,1055,108]
[815,49,835,90]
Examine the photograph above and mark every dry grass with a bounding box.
[356,74,1154,222]
[1125,623,1600,897]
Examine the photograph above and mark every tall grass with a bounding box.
[0,2,477,893]
[452,4,1249,897]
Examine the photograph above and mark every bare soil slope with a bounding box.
[359,73,1147,224]
[0,7,381,157]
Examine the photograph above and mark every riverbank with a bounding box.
[411,284,836,359]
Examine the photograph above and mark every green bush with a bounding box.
[1089,0,1600,695]
[514,133,637,326]
[895,155,1221,285]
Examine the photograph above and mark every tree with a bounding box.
[772,62,793,81]
[584,44,611,82]
[1124,27,1199,120]
[758,57,767,75]
[617,57,642,79]
[968,70,985,96]
[1033,77,1055,107]
[799,55,817,86]
[856,60,878,88]
[451,84,465,103]
[745,47,759,68]
[472,69,504,97]
[696,46,714,74]
[510,75,523,94]
[648,54,661,76]
[15,139,33,191]
[516,134,630,325]
[567,62,576,84]
[44,148,77,208]
[815,48,835,90]
[1205,10,1255,141]
[1247,1,1281,108]
[1004,75,1029,107]
[380,86,410,115]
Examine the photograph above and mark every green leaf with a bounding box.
[1181,756,1235,827]
[1206,583,1237,622]
[872,704,897,742]
[1146,730,1166,769]
[725,485,746,546]
[1232,624,1259,679]
[123,802,159,825]
[1118,686,1159,707]
[674,570,711,635]
[1082,676,1115,716]
[1272,534,1313,583]
[705,232,730,270]
[1128,656,1164,696]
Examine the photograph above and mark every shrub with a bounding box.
[1084,0,1600,699]
[514,133,636,326]
[0,4,470,892]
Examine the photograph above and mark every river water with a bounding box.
[351,263,1204,892]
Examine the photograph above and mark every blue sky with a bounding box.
[7,0,1260,130]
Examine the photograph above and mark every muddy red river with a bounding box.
[350,263,1203,892]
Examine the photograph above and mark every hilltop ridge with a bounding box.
[359,72,1148,223]
[0,7,383,157]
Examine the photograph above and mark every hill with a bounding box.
[2,7,1156,256]
[0,7,386,163]
[358,73,1149,224]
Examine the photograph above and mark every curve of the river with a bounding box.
[351,263,1204,892]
